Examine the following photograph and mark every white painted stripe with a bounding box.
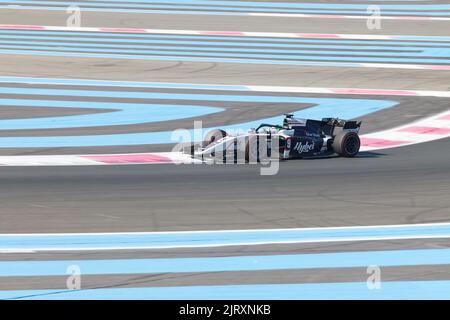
[361,63,426,69]
[4,223,450,252]
[249,12,450,21]
[247,86,450,97]
[411,91,450,98]
[0,155,101,166]
[360,62,450,70]
[156,152,202,164]
[3,221,450,237]
[7,235,450,252]
[0,152,198,166]
[2,24,450,41]
[12,235,450,251]
[247,86,335,94]
[0,249,36,253]
[2,76,450,97]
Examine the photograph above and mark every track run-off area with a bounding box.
[0,0,449,300]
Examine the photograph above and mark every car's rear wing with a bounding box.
[321,118,362,136]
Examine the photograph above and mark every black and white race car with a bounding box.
[186,114,362,162]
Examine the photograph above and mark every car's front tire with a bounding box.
[245,136,271,163]
[203,129,227,147]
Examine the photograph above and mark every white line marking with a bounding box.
[249,12,450,21]
[4,235,450,252]
[0,249,36,253]
[2,221,450,237]
[1,24,450,41]
[3,223,450,251]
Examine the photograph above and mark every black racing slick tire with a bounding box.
[203,129,227,147]
[332,131,360,157]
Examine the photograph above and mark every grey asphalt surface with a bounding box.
[2,6,450,36]
[0,1,449,295]
[3,55,450,90]
[4,264,450,291]
[0,137,449,234]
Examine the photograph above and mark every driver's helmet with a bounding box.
[283,116,307,129]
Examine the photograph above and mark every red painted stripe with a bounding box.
[425,65,450,70]
[98,28,147,33]
[83,154,172,164]
[361,137,409,147]
[332,88,416,96]
[438,114,450,121]
[397,126,450,135]
[0,24,45,30]
[297,33,340,39]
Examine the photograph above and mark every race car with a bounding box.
[185,114,362,162]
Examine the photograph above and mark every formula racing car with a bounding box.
[185,114,362,162]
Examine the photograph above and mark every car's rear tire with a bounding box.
[203,129,227,147]
[332,131,360,157]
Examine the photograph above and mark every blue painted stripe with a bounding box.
[0,48,372,68]
[5,0,450,11]
[3,42,449,60]
[0,77,396,147]
[2,1,450,16]
[0,97,395,146]
[0,87,397,103]
[0,222,448,251]
[2,33,410,48]
[3,281,450,300]
[2,33,449,50]
[0,6,253,16]
[0,77,250,91]
[0,32,446,64]
[0,87,394,130]
[1,8,446,17]
[0,46,448,65]
[1,248,450,276]
[2,5,449,17]
[1,1,430,14]
[0,39,426,53]
[1,29,449,45]
[397,35,450,42]
[0,99,223,129]
[9,0,447,10]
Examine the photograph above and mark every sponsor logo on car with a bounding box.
[293,141,315,153]
[306,132,321,138]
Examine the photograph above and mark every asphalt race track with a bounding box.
[0,137,449,233]
[0,0,449,300]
